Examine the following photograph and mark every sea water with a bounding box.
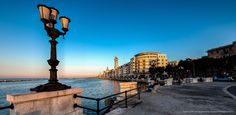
[0,78,119,115]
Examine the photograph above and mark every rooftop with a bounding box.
[207,41,236,52]
[135,52,160,57]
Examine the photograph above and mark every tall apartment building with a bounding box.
[114,56,119,78]
[99,52,168,79]
[207,41,236,59]
[134,52,167,73]
[114,56,119,69]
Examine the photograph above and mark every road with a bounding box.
[124,82,236,115]
[227,86,236,97]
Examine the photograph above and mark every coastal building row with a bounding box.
[207,41,236,59]
[98,52,168,79]
[207,41,236,78]
[169,41,236,66]
[99,41,236,79]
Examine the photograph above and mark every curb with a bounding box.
[223,85,236,100]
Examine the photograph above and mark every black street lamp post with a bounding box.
[30,4,71,92]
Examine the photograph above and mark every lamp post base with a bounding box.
[30,81,71,92]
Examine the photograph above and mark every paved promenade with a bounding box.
[124,82,236,115]
[227,86,236,98]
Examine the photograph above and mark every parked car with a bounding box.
[213,76,233,81]
[160,76,168,80]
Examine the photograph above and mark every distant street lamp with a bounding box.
[30,4,71,92]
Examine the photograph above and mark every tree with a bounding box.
[149,64,157,80]
[156,67,165,79]
[165,64,173,77]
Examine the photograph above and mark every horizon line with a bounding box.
[0,76,97,78]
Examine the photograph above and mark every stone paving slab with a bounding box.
[124,82,236,115]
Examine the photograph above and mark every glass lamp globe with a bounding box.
[59,16,71,32]
[37,4,51,23]
[50,7,59,24]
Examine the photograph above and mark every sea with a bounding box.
[0,78,123,115]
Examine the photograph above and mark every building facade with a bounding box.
[98,52,168,79]
[168,60,180,66]
[134,52,167,73]
[207,41,236,59]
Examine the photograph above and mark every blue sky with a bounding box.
[0,0,236,77]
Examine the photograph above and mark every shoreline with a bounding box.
[0,80,34,83]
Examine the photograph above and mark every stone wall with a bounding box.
[184,78,199,83]
[119,82,137,96]
[7,88,83,115]
[165,78,173,86]
[203,77,213,82]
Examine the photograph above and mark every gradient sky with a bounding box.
[0,0,236,78]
